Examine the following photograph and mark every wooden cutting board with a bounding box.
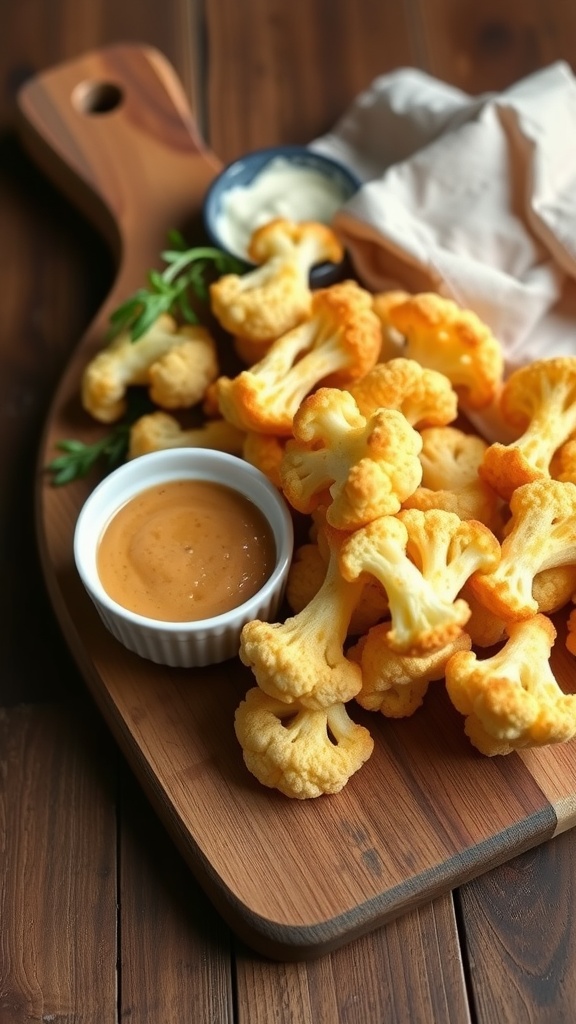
[17,43,576,962]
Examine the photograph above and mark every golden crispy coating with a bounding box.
[215,280,381,435]
[210,218,344,343]
[446,615,576,755]
[348,357,458,429]
[280,389,423,530]
[532,565,576,615]
[402,426,503,534]
[339,508,499,655]
[469,479,576,621]
[234,688,374,799]
[371,290,411,360]
[385,293,504,410]
[285,540,389,636]
[127,410,245,459]
[349,625,472,717]
[480,357,576,502]
[239,524,365,710]
[457,581,507,648]
[81,314,218,424]
[567,608,576,657]
[241,431,287,489]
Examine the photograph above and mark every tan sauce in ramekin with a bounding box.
[97,479,276,622]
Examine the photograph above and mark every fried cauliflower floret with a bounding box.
[81,314,218,423]
[339,513,481,655]
[461,565,576,648]
[349,625,472,717]
[399,507,500,596]
[210,218,343,343]
[280,388,422,530]
[458,581,507,648]
[385,293,504,410]
[371,289,411,360]
[480,357,576,502]
[215,280,381,435]
[285,540,389,636]
[348,358,458,429]
[242,432,287,489]
[234,688,374,799]
[239,525,364,709]
[127,410,245,459]
[567,608,576,656]
[469,479,576,621]
[445,614,576,755]
[402,426,502,533]
[532,565,576,615]
[551,438,576,484]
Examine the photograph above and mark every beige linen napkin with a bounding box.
[310,62,576,437]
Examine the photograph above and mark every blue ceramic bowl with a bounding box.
[203,145,360,288]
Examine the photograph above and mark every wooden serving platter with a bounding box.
[18,43,576,961]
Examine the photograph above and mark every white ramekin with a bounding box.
[73,448,294,668]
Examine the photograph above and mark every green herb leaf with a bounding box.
[46,424,131,486]
[108,237,245,342]
[46,392,155,486]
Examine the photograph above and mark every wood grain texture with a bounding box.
[0,704,117,1021]
[118,770,234,1023]
[3,0,576,1016]
[204,0,418,160]
[18,40,576,962]
[235,894,471,1024]
[457,835,576,1022]
[416,0,570,93]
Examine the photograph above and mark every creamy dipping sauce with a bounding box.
[215,156,349,260]
[97,479,276,622]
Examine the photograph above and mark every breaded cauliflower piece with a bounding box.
[285,540,389,636]
[242,431,287,489]
[349,624,472,717]
[215,280,381,435]
[280,388,423,530]
[532,565,576,615]
[398,507,500,598]
[81,314,218,423]
[385,293,504,410]
[348,358,458,429]
[461,562,576,647]
[234,688,374,799]
[371,289,411,360]
[240,525,364,709]
[339,514,475,655]
[402,426,502,533]
[457,581,507,648]
[469,479,576,621]
[127,410,245,459]
[480,357,576,501]
[210,218,343,343]
[445,614,576,755]
[551,437,576,484]
[567,608,576,657]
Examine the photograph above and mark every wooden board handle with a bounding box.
[17,43,222,302]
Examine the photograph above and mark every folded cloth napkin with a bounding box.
[310,62,576,394]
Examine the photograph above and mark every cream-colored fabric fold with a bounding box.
[310,62,576,377]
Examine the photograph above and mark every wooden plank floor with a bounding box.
[2,0,576,1020]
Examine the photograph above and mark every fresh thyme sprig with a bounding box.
[107,230,245,341]
[47,232,245,485]
[46,391,156,486]
[47,422,132,486]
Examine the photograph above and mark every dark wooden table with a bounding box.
[2,2,576,1021]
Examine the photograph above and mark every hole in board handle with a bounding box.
[72,80,124,115]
